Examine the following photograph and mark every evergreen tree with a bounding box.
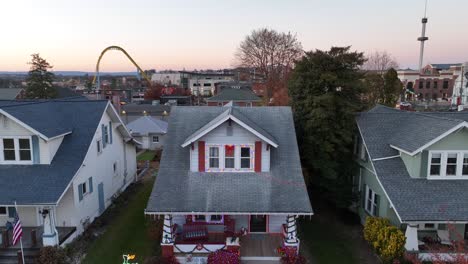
[382,68,402,107]
[25,54,57,99]
[288,46,367,208]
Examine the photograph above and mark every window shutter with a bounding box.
[31,135,40,164]
[374,194,380,217]
[109,121,113,144]
[8,207,15,218]
[255,141,262,172]
[420,150,429,178]
[88,177,93,193]
[101,124,106,148]
[78,184,83,201]
[198,141,205,172]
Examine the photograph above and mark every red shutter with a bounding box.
[255,141,262,172]
[198,141,205,172]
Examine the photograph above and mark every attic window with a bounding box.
[428,151,468,179]
[1,137,32,163]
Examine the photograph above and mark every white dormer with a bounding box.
[182,107,278,173]
[0,112,69,165]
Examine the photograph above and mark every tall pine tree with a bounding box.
[288,46,367,208]
[25,54,57,99]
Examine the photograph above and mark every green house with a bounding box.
[355,105,468,259]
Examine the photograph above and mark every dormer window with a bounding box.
[240,147,251,169]
[1,137,32,163]
[428,151,468,179]
[224,145,235,168]
[205,144,254,172]
[209,147,220,168]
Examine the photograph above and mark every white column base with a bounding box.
[405,225,419,251]
[42,232,59,246]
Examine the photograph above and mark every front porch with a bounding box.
[0,226,76,249]
[160,214,301,262]
[404,223,468,261]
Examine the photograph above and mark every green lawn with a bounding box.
[82,177,157,264]
[299,218,359,264]
[137,151,156,161]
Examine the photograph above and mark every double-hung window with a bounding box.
[209,147,219,168]
[428,151,468,178]
[1,137,32,163]
[206,144,254,171]
[240,147,251,169]
[224,145,235,169]
[364,185,379,216]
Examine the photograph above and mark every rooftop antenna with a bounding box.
[417,0,429,71]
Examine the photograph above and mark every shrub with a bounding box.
[37,246,67,264]
[207,249,240,264]
[277,246,306,264]
[364,217,406,263]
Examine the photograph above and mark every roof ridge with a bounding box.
[146,116,166,131]
[363,106,465,123]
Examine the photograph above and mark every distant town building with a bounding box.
[121,102,171,123]
[398,63,467,102]
[206,82,261,106]
[151,71,182,86]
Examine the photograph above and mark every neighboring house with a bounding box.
[145,106,313,263]
[206,82,262,107]
[0,88,24,100]
[127,116,168,150]
[0,99,137,248]
[121,103,171,124]
[356,105,468,259]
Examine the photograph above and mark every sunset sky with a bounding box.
[1,0,468,72]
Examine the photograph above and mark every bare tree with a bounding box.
[235,28,303,104]
[364,51,399,76]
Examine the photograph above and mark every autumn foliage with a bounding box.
[364,217,406,263]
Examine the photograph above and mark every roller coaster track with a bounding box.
[92,46,152,89]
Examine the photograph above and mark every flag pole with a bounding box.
[14,201,25,264]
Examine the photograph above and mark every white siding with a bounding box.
[0,207,37,226]
[0,113,65,165]
[268,215,285,233]
[55,187,76,227]
[68,108,137,233]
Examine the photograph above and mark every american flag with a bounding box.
[12,212,23,246]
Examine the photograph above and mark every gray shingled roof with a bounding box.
[146,106,313,214]
[0,88,23,100]
[127,116,168,136]
[358,105,463,157]
[0,100,108,205]
[357,105,468,221]
[207,87,261,102]
[182,107,277,147]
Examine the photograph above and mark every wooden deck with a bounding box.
[240,234,282,257]
[1,226,76,249]
[175,232,225,244]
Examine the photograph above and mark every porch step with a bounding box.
[0,248,39,264]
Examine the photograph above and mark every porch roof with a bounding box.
[146,106,313,215]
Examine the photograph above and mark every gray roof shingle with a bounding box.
[357,105,468,221]
[0,100,108,205]
[127,116,168,136]
[146,106,313,214]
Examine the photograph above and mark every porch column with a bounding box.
[404,224,419,251]
[42,208,59,246]
[161,214,174,257]
[283,215,300,249]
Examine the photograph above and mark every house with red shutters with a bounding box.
[145,106,313,263]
